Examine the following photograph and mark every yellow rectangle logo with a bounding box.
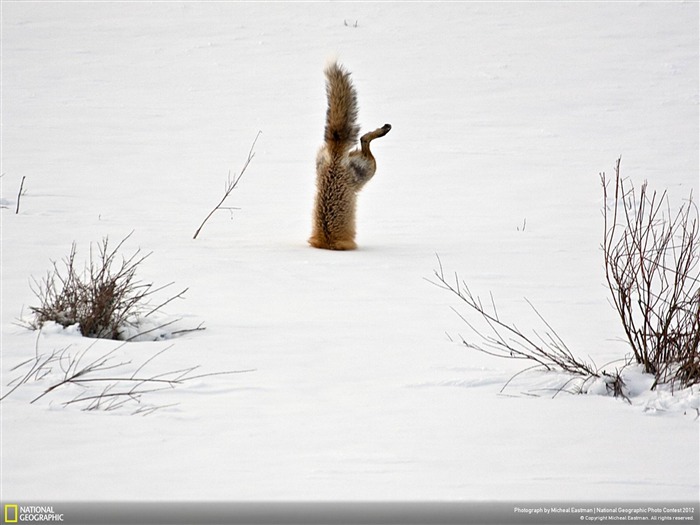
[4,504,18,523]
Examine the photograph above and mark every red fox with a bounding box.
[308,62,391,250]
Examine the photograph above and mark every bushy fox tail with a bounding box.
[323,62,359,152]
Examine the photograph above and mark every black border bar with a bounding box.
[1,501,698,525]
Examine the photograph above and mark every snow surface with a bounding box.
[1,1,698,503]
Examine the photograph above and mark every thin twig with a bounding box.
[193,131,262,240]
[15,176,26,214]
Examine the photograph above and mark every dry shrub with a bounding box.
[431,158,699,398]
[602,158,699,389]
[29,234,188,341]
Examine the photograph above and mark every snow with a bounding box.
[1,1,698,505]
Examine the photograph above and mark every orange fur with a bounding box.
[309,62,391,251]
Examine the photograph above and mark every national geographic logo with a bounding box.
[3,505,64,523]
[3,505,17,524]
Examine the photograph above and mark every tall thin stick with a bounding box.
[15,176,26,214]
[193,131,261,240]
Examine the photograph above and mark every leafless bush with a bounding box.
[1,335,254,415]
[28,233,197,341]
[429,256,627,399]
[430,159,699,400]
[602,158,699,389]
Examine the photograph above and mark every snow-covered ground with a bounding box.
[1,1,698,505]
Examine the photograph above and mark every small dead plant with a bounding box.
[430,158,699,402]
[602,158,699,389]
[28,233,198,341]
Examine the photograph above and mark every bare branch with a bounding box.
[4,341,256,414]
[429,257,606,390]
[15,176,26,214]
[193,131,262,240]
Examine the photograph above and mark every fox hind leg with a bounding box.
[349,123,392,188]
[361,123,391,144]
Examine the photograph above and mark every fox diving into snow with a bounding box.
[309,61,391,251]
